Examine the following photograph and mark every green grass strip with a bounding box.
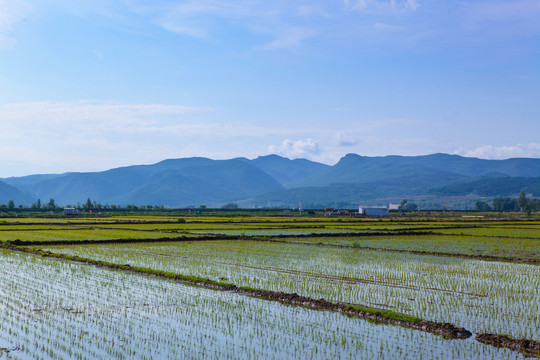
[345,304,423,323]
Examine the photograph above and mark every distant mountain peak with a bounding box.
[255,154,287,160]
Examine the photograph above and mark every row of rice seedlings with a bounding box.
[3,216,516,231]
[0,249,521,359]
[437,227,540,239]
[41,240,540,341]
[281,234,540,262]
[2,218,534,244]
[80,220,373,228]
[0,229,175,243]
[75,223,338,232]
[189,229,367,236]
[0,225,77,231]
[0,218,122,225]
[69,218,490,233]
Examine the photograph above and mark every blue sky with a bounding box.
[0,0,539,176]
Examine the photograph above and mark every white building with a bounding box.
[359,207,388,216]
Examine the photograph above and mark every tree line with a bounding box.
[475,191,540,212]
[0,198,165,213]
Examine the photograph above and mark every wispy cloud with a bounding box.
[136,1,327,50]
[156,1,245,38]
[0,101,213,160]
[373,22,407,32]
[459,0,540,36]
[0,100,209,131]
[465,0,540,23]
[457,143,540,160]
[257,27,316,51]
[0,0,32,46]
[0,100,328,175]
[343,0,421,14]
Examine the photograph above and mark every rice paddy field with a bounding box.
[0,213,539,359]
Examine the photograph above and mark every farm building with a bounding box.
[359,207,388,216]
[325,209,351,216]
[63,208,80,215]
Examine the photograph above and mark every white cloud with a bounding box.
[457,143,540,160]
[334,132,359,146]
[268,138,320,158]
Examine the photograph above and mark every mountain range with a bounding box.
[1,153,539,209]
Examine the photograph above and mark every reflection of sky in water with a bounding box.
[41,241,540,342]
[0,250,525,359]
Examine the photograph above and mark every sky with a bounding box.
[0,0,539,177]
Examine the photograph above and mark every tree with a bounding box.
[399,199,418,211]
[398,199,408,210]
[222,203,238,209]
[518,190,528,211]
[7,200,15,211]
[47,198,57,210]
[475,200,491,211]
[492,198,518,211]
[84,198,93,211]
[405,202,418,211]
[31,199,42,209]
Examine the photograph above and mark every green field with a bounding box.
[0,214,538,359]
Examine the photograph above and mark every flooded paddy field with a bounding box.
[40,240,540,341]
[0,214,539,358]
[280,234,540,262]
[0,249,524,359]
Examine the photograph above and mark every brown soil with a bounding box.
[234,288,472,339]
[476,334,540,358]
